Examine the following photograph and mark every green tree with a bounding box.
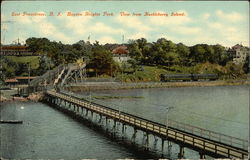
[176,43,190,66]
[127,59,140,72]
[88,41,118,75]
[211,44,230,65]
[36,56,54,75]
[128,40,143,62]
[190,44,206,63]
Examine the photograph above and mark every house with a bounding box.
[4,76,36,86]
[0,44,34,56]
[227,44,249,64]
[4,78,19,87]
[112,45,131,63]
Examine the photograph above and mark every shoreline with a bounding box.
[0,92,44,102]
[1,80,249,102]
[66,80,250,92]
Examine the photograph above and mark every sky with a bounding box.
[1,1,249,47]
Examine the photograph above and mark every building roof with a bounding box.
[5,79,18,83]
[1,45,29,50]
[15,76,36,80]
[112,45,129,55]
[232,44,243,50]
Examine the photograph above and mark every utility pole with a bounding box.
[121,35,125,84]
[88,35,90,42]
[26,62,31,95]
[1,21,13,100]
[28,62,31,86]
[248,50,250,74]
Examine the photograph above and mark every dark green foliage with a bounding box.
[35,56,54,75]
[2,37,247,80]
[87,41,118,76]
[243,54,249,73]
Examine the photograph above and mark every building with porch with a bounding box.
[227,44,249,64]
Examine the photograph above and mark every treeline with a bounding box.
[25,38,119,76]
[26,37,232,67]
[1,37,248,81]
[128,38,231,66]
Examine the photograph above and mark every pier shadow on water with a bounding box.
[43,99,178,159]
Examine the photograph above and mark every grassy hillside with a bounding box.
[116,66,169,82]
[6,56,40,70]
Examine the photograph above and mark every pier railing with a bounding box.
[48,91,249,150]
[168,120,248,150]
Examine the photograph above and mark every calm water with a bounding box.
[0,102,148,159]
[1,85,249,159]
[81,85,249,140]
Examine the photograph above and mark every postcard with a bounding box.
[0,1,249,159]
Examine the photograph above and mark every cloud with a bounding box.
[10,12,72,43]
[216,10,244,23]
[15,15,32,24]
[127,32,147,40]
[2,7,248,47]
[171,26,202,35]
[201,13,210,20]
[90,22,126,35]
[38,21,72,43]
[114,12,152,32]
[39,22,57,36]
[98,36,116,44]
[208,22,223,29]
[148,10,192,26]
[1,15,9,31]
[57,11,93,35]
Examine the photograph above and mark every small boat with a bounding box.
[0,120,23,124]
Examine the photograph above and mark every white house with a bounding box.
[112,45,131,63]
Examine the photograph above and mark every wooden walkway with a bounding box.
[45,90,249,159]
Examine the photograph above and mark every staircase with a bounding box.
[30,63,86,88]
[54,68,66,85]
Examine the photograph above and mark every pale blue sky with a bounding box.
[1,1,249,47]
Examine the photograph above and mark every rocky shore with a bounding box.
[0,90,44,102]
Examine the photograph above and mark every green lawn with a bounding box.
[6,56,40,69]
[116,66,170,82]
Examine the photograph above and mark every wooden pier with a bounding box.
[44,90,249,159]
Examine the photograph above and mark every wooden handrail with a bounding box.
[46,90,249,152]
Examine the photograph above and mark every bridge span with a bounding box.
[44,90,248,159]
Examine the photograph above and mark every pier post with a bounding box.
[85,109,88,116]
[132,127,137,143]
[98,115,102,123]
[154,135,158,147]
[145,133,149,150]
[113,120,116,130]
[199,152,206,159]
[59,99,62,106]
[168,141,172,148]
[91,111,93,119]
[122,124,126,133]
[106,117,108,126]
[161,138,165,153]
[178,145,185,158]
[112,120,117,136]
